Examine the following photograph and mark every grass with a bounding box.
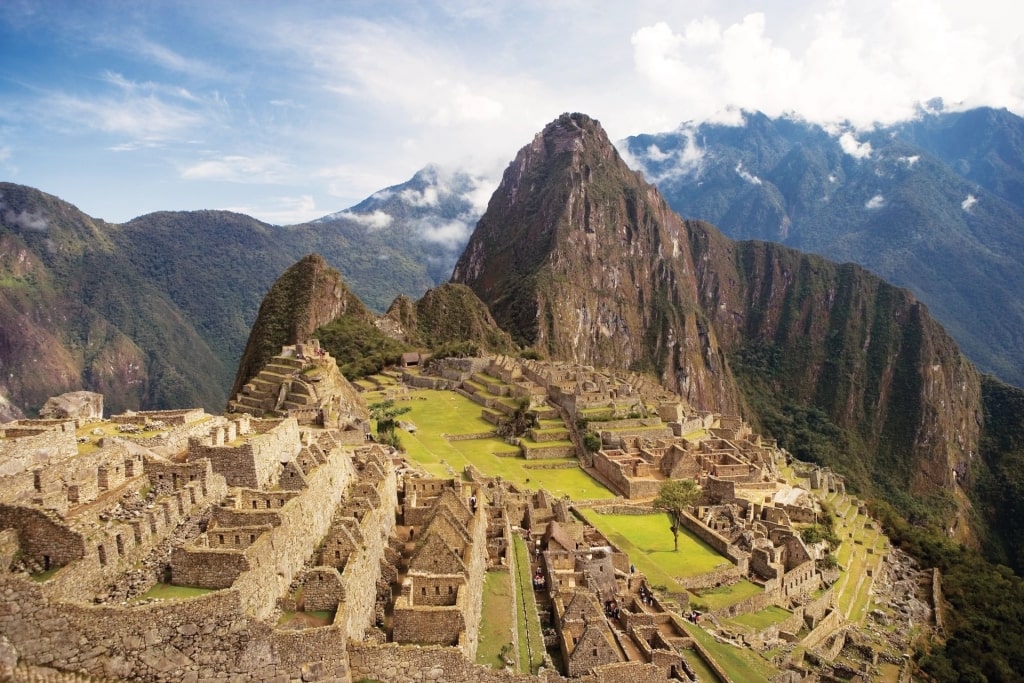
[477,571,516,668]
[727,605,793,630]
[30,567,61,582]
[681,647,726,683]
[134,583,215,601]
[691,579,763,611]
[680,620,779,683]
[372,388,614,500]
[577,510,731,590]
[511,534,545,674]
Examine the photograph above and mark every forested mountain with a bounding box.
[454,113,979,540]
[0,167,488,418]
[622,106,1024,387]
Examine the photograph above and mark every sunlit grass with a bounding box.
[511,534,545,674]
[134,583,215,601]
[577,510,730,590]
[477,571,515,669]
[727,605,792,630]
[387,389,613,499]
[692,579,763,611]
[680,619,779,683]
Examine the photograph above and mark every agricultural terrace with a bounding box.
[367,386,614,500]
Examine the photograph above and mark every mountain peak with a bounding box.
[453,113,740,412]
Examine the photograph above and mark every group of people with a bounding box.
[604,599,621,619]
[637,585,654,606]
[687,610,701,624]
[532,570,546,590]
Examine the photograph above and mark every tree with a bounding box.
[653,479,701,551]
[370,399,410,448]
[496,397,537,439]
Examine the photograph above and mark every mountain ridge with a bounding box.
[454,112,979,541]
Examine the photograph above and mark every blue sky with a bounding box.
[1,0,1021,224]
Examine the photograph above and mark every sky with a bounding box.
[1,0,1022,225]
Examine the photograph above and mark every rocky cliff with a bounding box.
[452,114,742,413]
[453,113,980,533]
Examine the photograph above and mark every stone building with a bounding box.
[392,482,488,658]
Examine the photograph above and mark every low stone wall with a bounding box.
[708,585,775,619]
[445,431,497,442]
[679,565,742,593]
[679,510,733,558]
[521,444,575,460]
[0,423,78,478]
[801,607,844,651]
[348,641,665,683]
[0,576,354,682]
[404,374,455,391]
[584,505,656,516]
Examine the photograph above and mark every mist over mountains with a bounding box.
[623,105,1024,387]
[2,105,1022,416]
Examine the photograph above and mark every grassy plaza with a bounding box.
[368,387,615,500]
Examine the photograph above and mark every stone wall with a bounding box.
[0,422,78,478]
[0,529,17,570]
[347,641,664,683]
[0,576,354,682]
[0,505,83,570]
[219,442,356,619]
[335,451,397,640]
[188,418,300,489]
[801,607,844,651]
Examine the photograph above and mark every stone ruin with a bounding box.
[0,352,930,683]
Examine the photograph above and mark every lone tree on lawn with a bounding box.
[653,479,701,551]
[370,399,410,448]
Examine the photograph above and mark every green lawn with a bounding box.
[383,389,613,499]
[691,578,763,611]
[727,605,793,630]
[134,583,215,601]
[680,620,779,683]
[577,510,731,590]
[511,534,545,674]
[681,648,726,683]
[477,571,516,669]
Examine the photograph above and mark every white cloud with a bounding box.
[225,194,321,225]
[341,209,393,230]
[629,2,1024,129]
[400,186,440,208]
[181,155,288,183]
[2,207,49,231]
[618,128,706,182]
[839,132,872,159]
[865,194,885,209]
[962,194,978,211]
[415,217,473,249]
[735,161,762,185]
[899,155,920,167]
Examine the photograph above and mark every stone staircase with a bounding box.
[229,355,316,418]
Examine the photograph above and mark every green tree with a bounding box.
[582,431,602,452]
[653,479,701,551]
[370,399,410,448]
[496,397,537,438]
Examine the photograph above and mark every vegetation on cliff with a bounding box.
[230,254,372,397]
